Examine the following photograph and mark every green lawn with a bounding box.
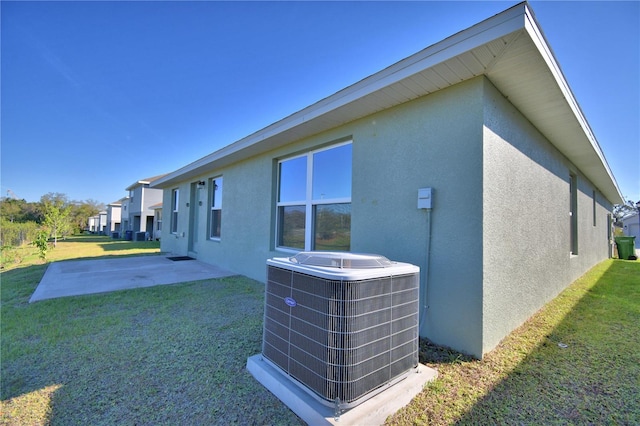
[1,236,301,425]
[1,237,638,425]
[389,259,640,425]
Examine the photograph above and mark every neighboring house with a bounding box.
[105,199,124,237]
[621,211,640,247]
[120,196,130,234]
[151,3,622,358]
[123,175,166,239]
[87,211,107,234]
[150,202,163,241]
[98,211,107,234]
[87,215,97,233]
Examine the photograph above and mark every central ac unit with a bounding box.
[262,252,420,409]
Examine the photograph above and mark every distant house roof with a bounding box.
[621,211,639,221]
[108,196,129,207]
[149,202,163,210]
[126,174,168,191]
[152,2,623,204]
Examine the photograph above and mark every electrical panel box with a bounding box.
[418,188,432,209]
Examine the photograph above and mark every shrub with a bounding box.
[0,218,40,247]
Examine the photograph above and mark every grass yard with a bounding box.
[1,236,639,425]
[389,259,640,425]
[1,236,301,425]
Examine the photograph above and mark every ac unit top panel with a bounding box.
[267,251,419,281]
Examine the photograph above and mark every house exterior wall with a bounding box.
[127,187,140,215]
[159,76,615,358]
[128,185,163,233]
[350,78,485,356]
[87,216,97,233]
[153,208,163,240]
[121,197,130,232]
[160,78,487,355]
[98,212,107,234]
[106,204,121,233]
[142,187,164,213]
[481,78,613,354]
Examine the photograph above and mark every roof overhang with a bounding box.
[126,174,168,191]
[126,180,152,191]
[152,2,623,204]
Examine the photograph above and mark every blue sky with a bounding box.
[2,1,638,205]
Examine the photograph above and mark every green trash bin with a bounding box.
[614,236,636,260]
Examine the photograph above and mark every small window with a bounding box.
[209,177,223,239]
[592,190,597,227]
[171,189,179,234]
[570,174,578,255]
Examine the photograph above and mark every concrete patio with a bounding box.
[29,255,235,303]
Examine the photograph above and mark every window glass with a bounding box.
[312,144,352,200]
[276,142,351,251]
[279,156,307,202]
[211,210,221,239]
[211,178,223,209]
[314,204,351,251]
[592,190,596,227]
[172,189,179,210]
[171,189,179,234]
[570,174,578,255]
[210,177,223,239]
[278,205,306,249]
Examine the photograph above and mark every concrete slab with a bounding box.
[247,354,438,426]
[29,255,235,303]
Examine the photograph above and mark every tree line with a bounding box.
[0,193,105,247]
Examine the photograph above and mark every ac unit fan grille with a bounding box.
[262,266,419,406]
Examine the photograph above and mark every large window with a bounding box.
[171,188,179,234]
[209,177,223,239]
[277,142,352,251]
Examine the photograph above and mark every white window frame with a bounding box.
[209,176,223,240]
[276,141,352,252]
[171,188,179,234]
